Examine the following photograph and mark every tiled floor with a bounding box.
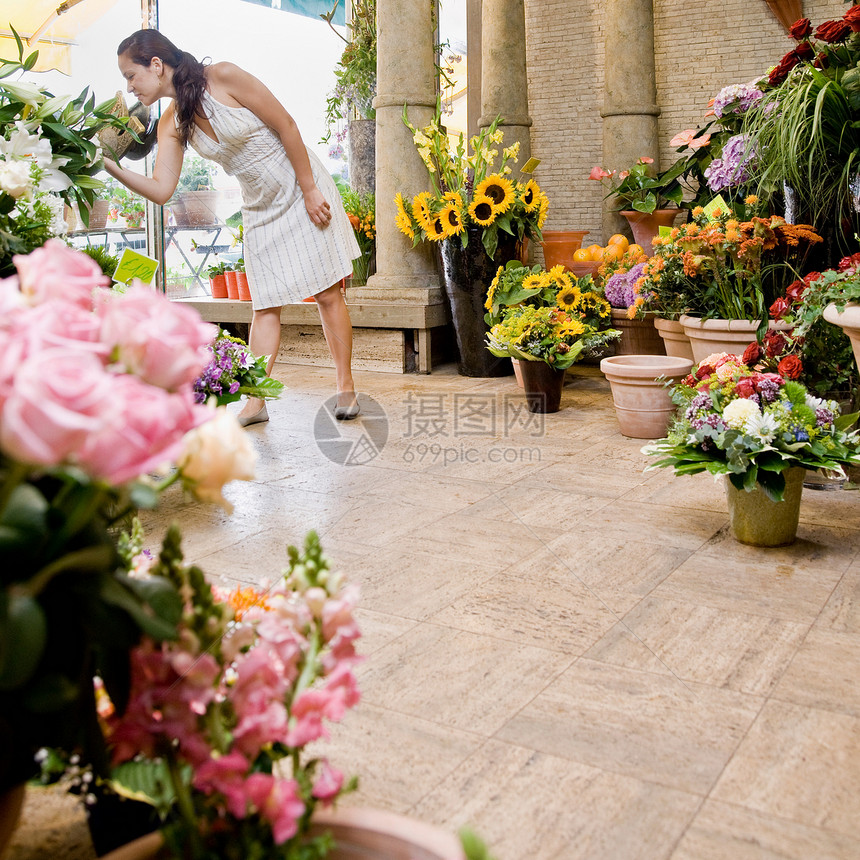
[140,361,860,860]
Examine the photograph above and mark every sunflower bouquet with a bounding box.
[485,264,618,369]
[395,104,548,258]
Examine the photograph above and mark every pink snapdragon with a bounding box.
[193,751,251,818]
[244,774,304,844]
[311,761,344,804]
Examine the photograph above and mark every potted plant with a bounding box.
[588,157,683,254]
[338,184,375,285]
[0,241,258,855]
[168,155,219,227]
[193,330,285,406]
[643,351,860,545]
[396,103,547,377]
[207,261,230,298]
[485,267,619,412]
[108,183,146,228]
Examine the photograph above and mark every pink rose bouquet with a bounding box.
[0,241,255,799]
[100,529,361,858]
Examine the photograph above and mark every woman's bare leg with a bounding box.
[314,283,355,403]
[239,305,282,421]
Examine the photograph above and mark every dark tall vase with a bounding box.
[518,360,566,413]
[439,228,518,377]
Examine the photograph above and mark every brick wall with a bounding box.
[524,0,845,247]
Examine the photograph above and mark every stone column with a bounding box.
[479,0,531,170]
[359,0,441,300]
[601,0,661,240]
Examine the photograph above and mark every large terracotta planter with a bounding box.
[621,209,681,255]
[823,301,860,371]
[724,467,805,547]
[540,230,589,270]
[653,317,694,360]
[680,315,792,364]
[600,354,693,438]
[169,191,221,227]
[99,808,466,860]
[610,309,666,356]
[439,227,517,377]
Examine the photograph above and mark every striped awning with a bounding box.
[238,0,345,26]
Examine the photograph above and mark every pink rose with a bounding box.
[0,276,25,320]
[0,347,113,466]
[99,285,217,391]
[78,376,207,484]
[13,240,109,309]
[23,300,106,354]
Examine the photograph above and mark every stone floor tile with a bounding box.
[413,739,701,860]
[670,799,860,860]
[585,595,808,695]
[772,628,860,717]
[497,658,763,795]
[357,622,572,736]
[712,700,860,838]
[817,558,860,634]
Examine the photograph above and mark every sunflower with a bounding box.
[394,193,415,240]
[426,216,447,242]
[468,194,497,227]
[485,266,504,310]
[411,191,435,233]
[475,174,515,214]
[439,202,465,238]
[556,284,582,312]
[537,192,549,229]
[522,273,544,292]
[519,179,541,213]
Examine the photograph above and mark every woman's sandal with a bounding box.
[334,392,360,421]
[238,402,269,427]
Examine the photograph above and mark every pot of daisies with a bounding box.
[395,103,548,377]
[194,330,285,407]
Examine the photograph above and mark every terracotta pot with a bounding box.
[511,358,524,388]
[0,784,25,859]
[224,270,239,300]
[236,272,252,302]
[653,317,694,360]
[600,354,693,439]
[209,273,228,299]
[99,807,466,860]
[724,466,805,547]
[823,302,860,371]
[172,191,220,227]
[610,309,666,356]
[540,230,589,270]
[518,360,566,413]
[679,315,792,365]
[621,209,681,256]
[82,199,111,230]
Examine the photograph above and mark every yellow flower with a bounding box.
[490,129,504,144]
[440,202,465,237]
[556,284,582,311]
[522,273,544,291]
[468,194,497,226]
[412,191,435,232]
[537,193,549,228]
[503,142,520,161]
[519,180,540,213]
[427,216,447,242]
[394,193,415,239]
[475,175,515,214]
[745,194,759,205]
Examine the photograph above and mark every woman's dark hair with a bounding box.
[117,30,207,147]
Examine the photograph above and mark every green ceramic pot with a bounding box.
[724,466,805,547]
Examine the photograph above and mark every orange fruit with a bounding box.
[627,243,645,258]
[585,244,604,262]
[602,245,625,263]
[572,248,591,262]
[607,234,630,253]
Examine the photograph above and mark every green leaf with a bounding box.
[99,576,178,642]
[0,594,47,690]
[110,760,185,817]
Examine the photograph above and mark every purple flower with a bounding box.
[604,262,647,309]
[757,379,780,402]
[712,82,764,118]
[704,134,756,192]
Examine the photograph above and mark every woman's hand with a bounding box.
[303,186,331,228]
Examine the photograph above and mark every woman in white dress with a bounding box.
[105,30,361,423]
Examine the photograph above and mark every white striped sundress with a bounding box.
[187,90,359,308]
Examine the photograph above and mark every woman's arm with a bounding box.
[208,62,332,227]
[103,107,185,206]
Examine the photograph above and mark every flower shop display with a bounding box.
[194,329,285,407]
[0,41,128,274]
[643,351,860,545]
[108,183,146,229]
[396,104,547,376]
[0,240,258,852]
[486,266,619,412]
[339,187,375,285]
[743,7,860,265]
[601,252,666,356]
[599,354,694,439]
